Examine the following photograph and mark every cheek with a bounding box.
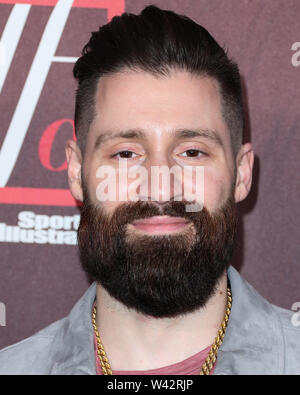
[85,161,138,212]
[86,169,123,214]
[203,171,232,212]
[181,166,231,212]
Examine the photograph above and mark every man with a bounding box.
[0,5,299,375]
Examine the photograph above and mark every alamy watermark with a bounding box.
[95,160,205,212]
[291,42,300,67]
[0,302,6,327]
[291,302,300,327]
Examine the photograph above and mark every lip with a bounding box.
[132,216,189,225]
[131,216,190,234]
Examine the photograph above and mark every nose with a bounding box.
[135,154,183,204]
[137,198,178,212]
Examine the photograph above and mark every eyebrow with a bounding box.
[93,128,224,150]
[94,130,145,150]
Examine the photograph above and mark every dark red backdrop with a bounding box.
[0,0,299,349]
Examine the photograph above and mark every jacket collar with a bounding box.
[213,266,284,374]
[49,282,97,375]
[49,266,284,375]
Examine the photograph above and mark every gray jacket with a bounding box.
[0,266,299,375]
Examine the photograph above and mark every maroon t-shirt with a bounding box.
[94,333,215,375]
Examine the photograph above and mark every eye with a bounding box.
[179,149,206,158]
[111,150,139,159]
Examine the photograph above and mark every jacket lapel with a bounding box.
[213,266,285,375]
[48,282,97,375]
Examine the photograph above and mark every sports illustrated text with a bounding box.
[0,211,79,245]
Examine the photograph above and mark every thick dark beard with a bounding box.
[77,187,238,318]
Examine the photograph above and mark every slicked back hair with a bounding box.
[73,5,244,157]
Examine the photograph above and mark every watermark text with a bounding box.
[291,42,300,67]
[0,302,6,327]
[95,161,205,212]
[291,302,300,327]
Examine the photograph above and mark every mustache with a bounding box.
[81,198,212,229]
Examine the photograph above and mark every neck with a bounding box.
[95,271,228,371]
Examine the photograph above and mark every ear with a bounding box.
[234,142,254,203]
[65,139,83,202]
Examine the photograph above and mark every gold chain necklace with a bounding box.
[92,287,232,375]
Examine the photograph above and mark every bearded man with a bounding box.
[0,5,299,375]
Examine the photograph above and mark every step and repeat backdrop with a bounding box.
[0,0,299,349]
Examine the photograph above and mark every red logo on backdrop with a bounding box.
[0,0,125,206]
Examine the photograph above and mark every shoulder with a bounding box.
[0,283,97,375]
[0,318,65,375]
[271,303,300,374]
[221,266,300,375]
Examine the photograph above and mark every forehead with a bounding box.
[88,68,230,147]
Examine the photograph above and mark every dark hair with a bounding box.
[73,5,244,157]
